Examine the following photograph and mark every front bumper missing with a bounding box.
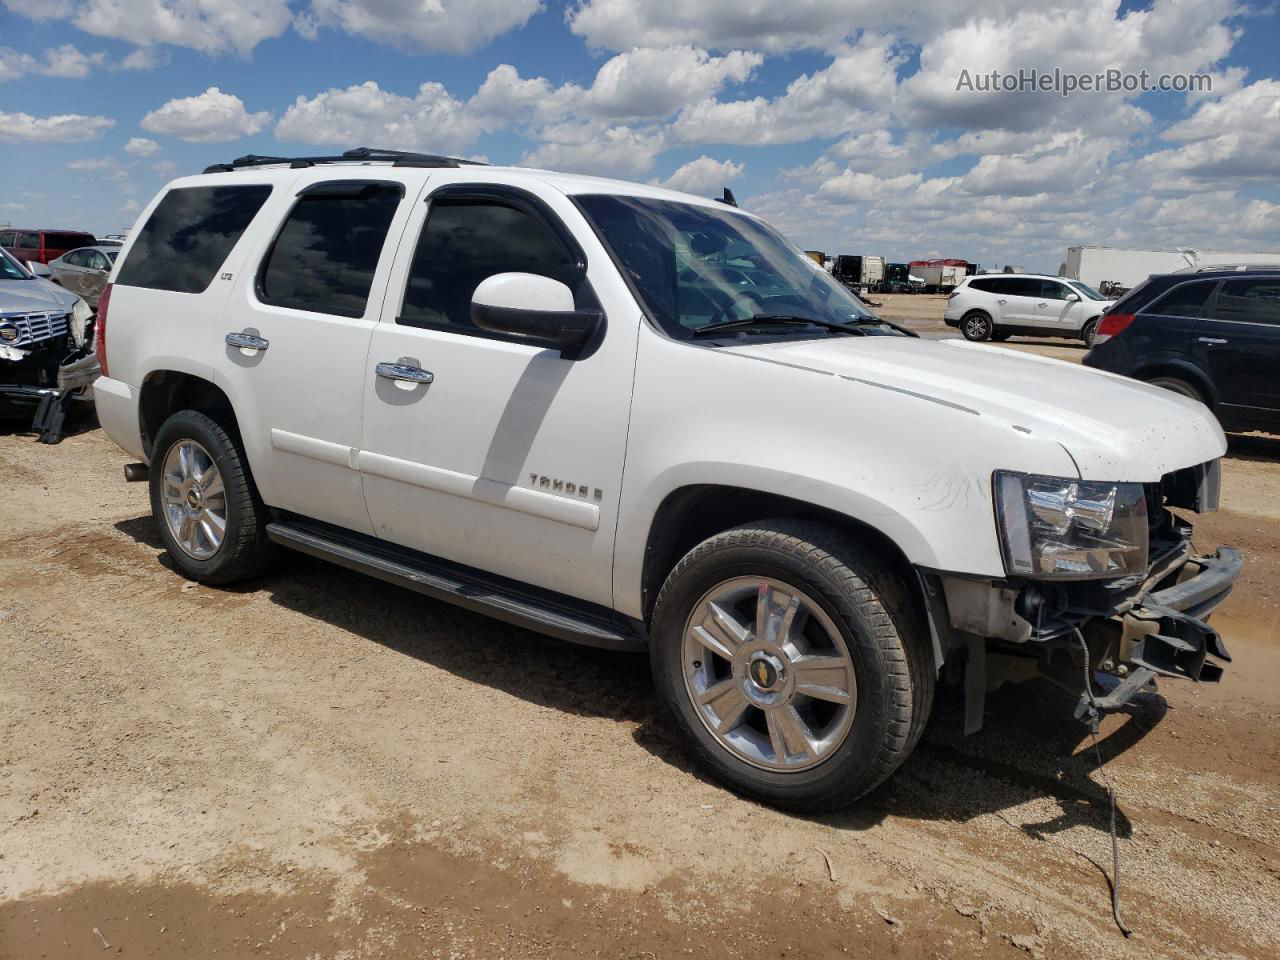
[1081,547,1239,715]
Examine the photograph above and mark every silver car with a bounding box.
[48,244,117,309]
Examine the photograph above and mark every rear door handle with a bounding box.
[376,362,434,384]
[996,299,1007,304]
[1037,302,1048,307]
[225,331,269,351]
[1198,336,1228,345]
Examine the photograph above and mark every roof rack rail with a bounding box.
[202,146,486,175]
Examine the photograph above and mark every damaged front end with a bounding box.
[922,460,1237,733]
[1,302,100,442]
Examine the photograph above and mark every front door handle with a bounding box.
[376,362,434,384]
[1198,336,1228,345]
[996,299,1007,304]
[1037,302,1048,307]
[225,331,269,351]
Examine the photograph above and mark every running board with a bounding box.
[265,519,647,653]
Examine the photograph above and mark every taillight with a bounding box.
[947,290,960,299]
[94,282,112,378]
[1092,312,1133,345]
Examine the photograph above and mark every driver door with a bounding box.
[358,182,638,607]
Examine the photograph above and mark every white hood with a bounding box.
[725,335,1226,482]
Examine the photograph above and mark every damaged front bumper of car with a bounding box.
[920,462,1239,733]
[1,305,100,441]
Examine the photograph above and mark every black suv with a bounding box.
[1084,268,1280,431]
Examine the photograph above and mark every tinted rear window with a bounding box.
[1215,278,1280,325]
[1145,280,1218,318]
[968,277,999,293]
[257,183,402,318]
[45,232,94,250]
[116,185,273,294]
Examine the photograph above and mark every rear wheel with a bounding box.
[1147,375,1204,405]
[1081,317,1099,346]
[650,520,934,812]
[149,410,275,585]
[961,311,993,342]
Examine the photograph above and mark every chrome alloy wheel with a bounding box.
[681,577,857,772]
[160,439,227,560]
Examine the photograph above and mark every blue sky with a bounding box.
[2,1,1278,272]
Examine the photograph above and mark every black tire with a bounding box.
[1081,317,1099,346]
[148,410,275,585]
[960,311,993,342]
[991,332,1012,342]
[1147,375,1204,405]
[650,520,935,812]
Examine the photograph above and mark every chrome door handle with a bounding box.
[225,331,269,351]
[376,362,434,384]
[1198,336,1228,345]
[996,299,1007,304]
[1037,302,1048,307]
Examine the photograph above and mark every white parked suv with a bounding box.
[94,148,1237,811]
[945,273,1114,345]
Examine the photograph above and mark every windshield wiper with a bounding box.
[693,314,870,337]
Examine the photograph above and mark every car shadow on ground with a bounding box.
[0,407,99,442]
[114,512,1159,851]
[1227,431,1280,461]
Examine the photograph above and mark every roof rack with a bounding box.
[1170,263,1280,274]
[202,146,486,175]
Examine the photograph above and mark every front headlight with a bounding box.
[995,472,1148,579]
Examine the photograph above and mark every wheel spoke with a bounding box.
[770,705,819,761]
[691,601,750,661]
[755,582,800,646]
[178,443,195,481]
[793,655,854,704]
[200,470,224,501]
[696,676,737,705]
[713,686,751,734]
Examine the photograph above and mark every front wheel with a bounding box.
[149,410,275,585]
[1081,317,1099,346]
[1147,375,1205,405]
[961,311,993,341]
[650,521,935,812]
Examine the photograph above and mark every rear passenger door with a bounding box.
[358,181,637,607]
[215,173,420,534]
[1194,277,1280,416]
[991,277,1039,326]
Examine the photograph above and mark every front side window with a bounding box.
[0,248,28,280]
[1147,280,1218,319]
[1068,280,1106,300]
[398,198,577,333]
[116,184,273,294]
[574,194,879,338]
[63,250,89,267]
[1038,280,1070,300]
[258,182,402,318]
[1214,278,1280,325]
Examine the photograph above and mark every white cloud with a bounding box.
[0,110,115,142]
[120,46,170,71]
[68,156,132,181]
[672,36,901,145]
[307,0,541,53]
[585,46,761,119]
[124,137,161,156]
[153,159,180,178]
[276,81,484,154]
[142,87,271,143]
[521,123,667,177]
[0,43,105,81]
[658,155,743,194]
[70,0,293,56]
[567,0,1002,53]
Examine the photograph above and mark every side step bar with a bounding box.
[265,519,647,653]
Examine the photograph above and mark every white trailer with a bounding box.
[1062,245,1280,290]
[862,256,885,288]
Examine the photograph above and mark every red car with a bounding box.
[0,228,97,265]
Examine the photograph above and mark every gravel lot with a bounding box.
[3,300,1278,959]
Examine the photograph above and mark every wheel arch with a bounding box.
[1132,359,1218,408]
[637,483,920,625]
[138,369,242,458]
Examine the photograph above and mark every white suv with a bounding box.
[945,273,1114,345]
[94,148,1237,811]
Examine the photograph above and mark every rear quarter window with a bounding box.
[1144,280,1219,318]
[116,184,273,294]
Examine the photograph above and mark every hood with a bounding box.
[723,335,1226,482]
[0,277,81,314]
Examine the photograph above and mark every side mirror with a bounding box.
[471,273,602,358]
[1065,292,1080,302]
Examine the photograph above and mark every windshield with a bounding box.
[575,195,883,338]
[0,248,31,280]
[1069,280,1106,300]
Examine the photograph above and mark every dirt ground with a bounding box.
[3,309,1279,959]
